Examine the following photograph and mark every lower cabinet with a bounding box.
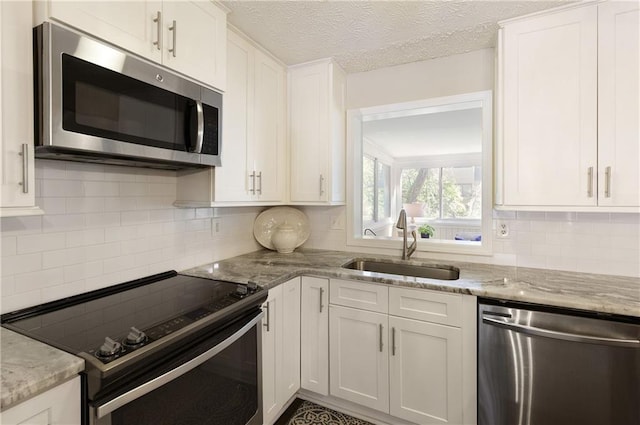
[0,376,81,425]
[262,278,301,425]
[300,276,329,395]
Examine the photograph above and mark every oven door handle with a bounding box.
[94,311,264,419]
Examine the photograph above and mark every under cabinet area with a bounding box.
[0,377,81,425]
[34,0,227,91]
[0,0,41,217]
[176,28,286,206]
[496,0,639,210]
[289,59,346,205]
[325,279,477,425]
[262,278,301,425]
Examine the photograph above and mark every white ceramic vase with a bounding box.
[271,222,298,253]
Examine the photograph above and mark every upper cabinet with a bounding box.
[0,0,42,217]
[35,0,227,91]
[289,59,346,204]
[175,28,286,206]
[496,1,639,211]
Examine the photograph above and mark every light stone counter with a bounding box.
[182,248,640,318]
[0,327,84,411]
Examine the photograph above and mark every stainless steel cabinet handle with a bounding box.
[587,166,594,197]
[391,327,396,356]
[605,166,612,198]
[249,172,256,195]
[95,311,264,418]
[319,287,324,313]
[256,171,262,195]
[379,323,383,352]
[152,11,162,50]
[19,144,28,193]
[482,316,640,348]
[168,20,177,57]
[263,302,270,332]
[319,174,325,196]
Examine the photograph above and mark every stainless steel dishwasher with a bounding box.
[478,299,640,425]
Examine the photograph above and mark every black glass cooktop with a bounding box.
[1,271,262,364]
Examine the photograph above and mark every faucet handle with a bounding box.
[407,230,418,258]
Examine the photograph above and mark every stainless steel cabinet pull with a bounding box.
[319,287,324,313]
[319,174,325,196]
[605,166,611,198]
[256,171,262,195]
[152,11,162,50]
[19,144,28,193]
[482,316,640,348]
[263,302,270,332]
[391,327,396,356]
[379,324,383,352]
[249,172,256,194]
[168,20,177,57]
[587,167,594,197]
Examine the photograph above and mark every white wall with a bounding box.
[0,160,262,313]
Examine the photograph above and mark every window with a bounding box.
[362,155,390,224]
[401,165,482,220]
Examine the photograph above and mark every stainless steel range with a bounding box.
[1,271,266,425]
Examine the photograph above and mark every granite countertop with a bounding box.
[0,327,84,411]
[182,248,640,318]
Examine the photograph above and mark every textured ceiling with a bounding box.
[222,0,573,73]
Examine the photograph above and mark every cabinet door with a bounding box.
[214,30,253,202]
[45,1,162,63]
[598,1,640,207]
[279,278,301,403]
[300,277,329,395]
[389,316,462,424]
[0,376,81,425]
[261,286,282,425]
[162,1,226,91]
[329,305,389,413]
[501,5,598,206]
[252,49,286,202]
[0,1,39,215]
[289,62,329,202]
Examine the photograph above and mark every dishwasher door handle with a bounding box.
[482,316,640,348]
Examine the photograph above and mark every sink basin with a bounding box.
[342,260,460,280]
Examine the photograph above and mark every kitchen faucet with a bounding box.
[395,209,417,260]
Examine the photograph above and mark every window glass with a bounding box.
[362,156,375,222]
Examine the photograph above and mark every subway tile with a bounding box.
[610,213,640,224]
[103,256,137,274]
[36,160,67,179]
[1,290,42,314]
[149,209,175,223]
[41,280,87,304]
[66,197,106,214]
[86,212,121,228]
[1,275,15,297]
[41,180,84,197]
[121,211,149,226]
[119,182,148,197]
[516,211,546,220]
[17,232,66,254]
[86,242,121,261]
[148,183,176,197]
[0,216,43,235]
[42,247,87,269]
[84,181,120,197]
[65,162,105,180]
[2,237,17,257]
[196,208,214,219]
[104,225,146,243]
[66,229,105,248]
[545,212,576,221]
[42,214,86,233]
[104,197,137,212]
[1,253,42,277]
[576,212,611,222]
[37,197,67,215]
[14,267,64,293]
[140,197,175,210]
[63,261,104,282]
[174,208,195,221]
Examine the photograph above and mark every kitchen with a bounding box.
[1,0,638,425]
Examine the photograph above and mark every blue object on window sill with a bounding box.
[455,233,481,241]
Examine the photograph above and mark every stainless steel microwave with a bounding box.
[34,22,222,169]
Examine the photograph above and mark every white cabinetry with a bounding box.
[35,0,227,91]
[0,0,42,217]
[261,278,300,425]
[327,280,476,424]
[496,1,639,211]
[300,276,329,395]
[289,59,346,204]
[176,28,286,206]
[0,377,81,425]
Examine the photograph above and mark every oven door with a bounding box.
[91,310,263,425]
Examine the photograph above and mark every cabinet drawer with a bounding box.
[329,279,388,313]
[389,287,462,327]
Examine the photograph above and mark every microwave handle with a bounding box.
[188,100,204,153]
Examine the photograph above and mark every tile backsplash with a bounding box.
[0,160,262,313]
[1,160,638,314]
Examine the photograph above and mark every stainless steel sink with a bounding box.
[342,259,460,280]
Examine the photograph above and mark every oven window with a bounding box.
[109,326,259,425]
[62,54,192,152]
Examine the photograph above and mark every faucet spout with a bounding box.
[395,209,416,260]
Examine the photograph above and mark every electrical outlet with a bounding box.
[211,218,222,238]
[497,221,510,239]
